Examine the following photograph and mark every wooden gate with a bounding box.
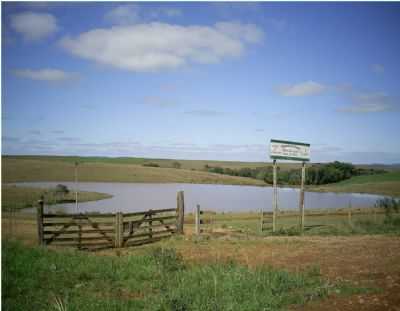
[120,208,178,247]
[37,191,185,250]
[41,213,116,251]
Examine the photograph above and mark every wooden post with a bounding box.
[78,224,82,250]
[195,204,200,235]
[272,159,278,232]
[259,209,263,233]
[115,212,123,248]
[299,162,306,233]
[348,210,352,227]
[75,161,79,213]
[37,197,44,246]
[176,191,185,234]
[149,210,153,239]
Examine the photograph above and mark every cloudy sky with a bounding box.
[2,2,400,163]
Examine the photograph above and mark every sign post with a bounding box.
[272,159,277,232]
[299,161,306,232]
[265,139,310,234]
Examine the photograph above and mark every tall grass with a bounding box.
[3,241,335,311]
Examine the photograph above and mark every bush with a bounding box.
[375,197,400,217]
[143,162,160,167]
[55,184,69,195]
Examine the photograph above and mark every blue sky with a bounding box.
[2,2,400,163]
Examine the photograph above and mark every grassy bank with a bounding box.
[2,157,265,186]
[309,171,400,197]
[2,185,112,211]
[2,240,348,311]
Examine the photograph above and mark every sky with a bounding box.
[2,2,400,164]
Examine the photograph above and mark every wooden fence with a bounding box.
[37,190,185,251]
[260,209,391,232]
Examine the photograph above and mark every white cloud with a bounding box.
[10,11,58,41]
[13,68,77,82]
[104,5,140,25]
[60,22,263,72]
[277,81,327,96]
[371,63,384,74]
[339,92,394,113]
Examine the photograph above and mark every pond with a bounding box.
[16,182,383,214]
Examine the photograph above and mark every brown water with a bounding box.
[16,182,384,214]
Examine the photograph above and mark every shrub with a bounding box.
[55,184,69,195]
[143,162,160,167]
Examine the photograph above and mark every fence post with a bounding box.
[299,161,306,234]
[195,204,200,235]
[37,197,44,246]
[348,210,352,227]
[149,210,153,239]
[176,191,185,234]
[115,212,123,248]
[78,224,82,250]
[272,159,278,232]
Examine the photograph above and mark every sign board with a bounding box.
[270,139,310,162]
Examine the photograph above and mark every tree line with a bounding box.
[205,161,386,185]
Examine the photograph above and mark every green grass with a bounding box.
[2,185,112,211]
[2,240,350,311]
[2,155,277,171]
[309,171,400,197]
[333,171,400,185]
[187,209,400,236]
[2,157,265,186]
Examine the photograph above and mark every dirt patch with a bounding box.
[171,234,400,311]
[3,216,400,310]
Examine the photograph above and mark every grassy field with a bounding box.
[2,157,265,186]
[3,239,362,311]
[2,185,112,211]
[309,171,400,197]
[3,156,400,196]
[2,155,283,170]
[2,208,399,310]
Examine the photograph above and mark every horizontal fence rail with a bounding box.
[37,192,185,251]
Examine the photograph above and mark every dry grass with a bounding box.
[2,157,266,186]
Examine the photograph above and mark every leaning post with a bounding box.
[176,191,185,234]
[299,161,306,233]
[37,196,44,246]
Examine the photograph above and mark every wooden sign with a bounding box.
[270,139,310,162]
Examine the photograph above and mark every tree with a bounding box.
[53,184,69,202]
[55,184,69,195]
